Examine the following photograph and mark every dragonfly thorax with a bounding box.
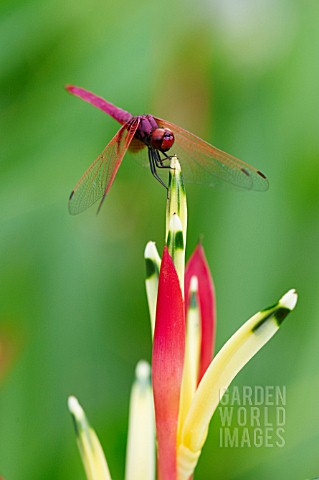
[149,128,174,152]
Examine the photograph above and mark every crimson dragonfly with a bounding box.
[66,85,268,214]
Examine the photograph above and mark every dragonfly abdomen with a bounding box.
[65,85,132,125]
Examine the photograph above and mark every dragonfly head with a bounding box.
[150,128,174,152]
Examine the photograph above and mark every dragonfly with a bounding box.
[66,85,268,215]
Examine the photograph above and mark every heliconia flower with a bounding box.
[152,243,297,478]
[150,157,298,479]
[69,156,298,480]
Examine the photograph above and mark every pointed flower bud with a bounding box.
[144,241,161,336]
[125,361,155,480]
[178,275,201,444]
[68,396,112,480]
[166,156,187,248]
[185,242,216,381]
[166,213,185,293]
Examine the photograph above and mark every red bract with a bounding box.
[185,243,216,382]
[152,247,185,480]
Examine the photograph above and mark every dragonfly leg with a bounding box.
[154,150,172,169]
[148,148,168,191]
[161,151,175,164]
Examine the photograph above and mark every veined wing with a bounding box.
[68,118,140,215]
[155,117,269,191]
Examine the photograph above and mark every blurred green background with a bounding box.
[1,0,319,478]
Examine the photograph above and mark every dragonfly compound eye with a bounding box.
[150,128,175,152]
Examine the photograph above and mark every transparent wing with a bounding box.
[68,118,140,215]
[154,117,269,191]
[128,137,149,168]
